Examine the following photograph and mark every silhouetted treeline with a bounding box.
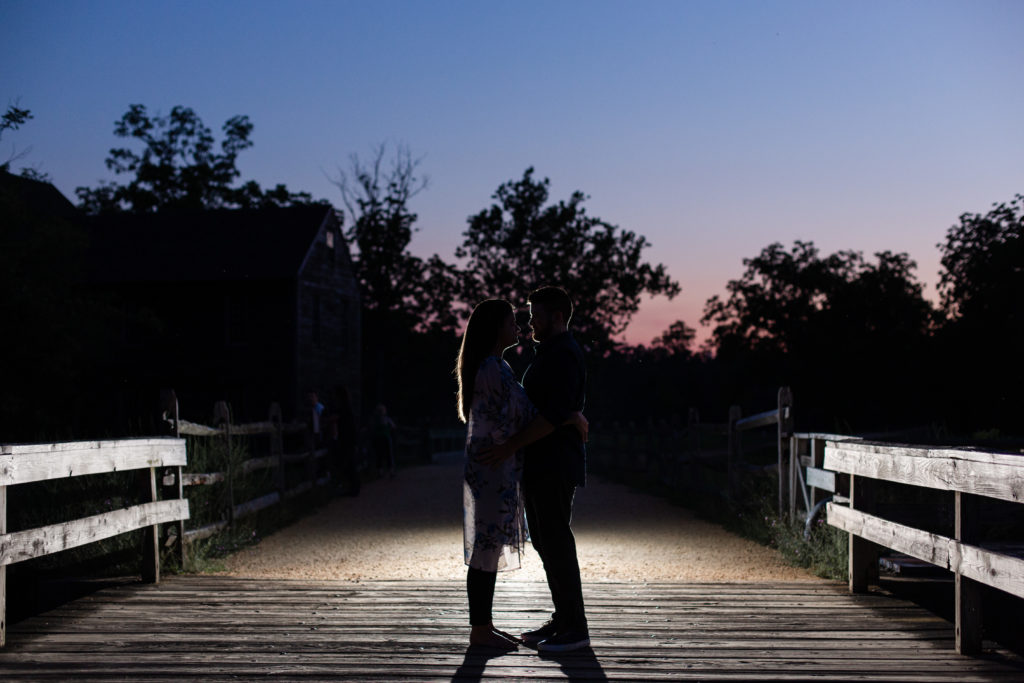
[3,101,1022,442]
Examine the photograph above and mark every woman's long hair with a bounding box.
[456,299,514,423]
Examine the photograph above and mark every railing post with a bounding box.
[777,387,793,518]
[214,401,234,524]
[727,405,741,502]
[141,465,160,583]
[1,481,7,647]
[848,474,878,593]
[789,435,799,519]
[955,491,983,654]
[163,389,187,570]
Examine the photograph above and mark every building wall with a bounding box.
[295,212,362,420]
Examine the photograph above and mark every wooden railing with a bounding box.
[0,438,189,646]
[825,439,1024,654]
[787,432,860,534]
[728,386,793,509]
[588,389,795,507]
[161,395,330,567]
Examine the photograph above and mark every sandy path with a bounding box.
[217,455,819,583]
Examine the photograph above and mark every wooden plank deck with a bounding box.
[1,577,1022,681]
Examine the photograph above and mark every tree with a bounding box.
[938,194,1023,327]
[455,168,680,353]
[329,144,460,414]
[1,104,33,172]
[76,104,315,213]
[650,320,697,358]
[702,240,935,429]
[936,194,1024,430]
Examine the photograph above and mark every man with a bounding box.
[480,286,589,652]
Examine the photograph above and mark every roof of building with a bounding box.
[0,170,80,219]
[85,204,340,283]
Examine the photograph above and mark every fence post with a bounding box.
[214,401,234,524]
[141,463,160,583]
[269,403,285,499]
[727,405,741,502]
[955,491,983,654]
[162,389,187,570]
[848,474,878,593]
[1,480,7,647]
[777,387,793,518]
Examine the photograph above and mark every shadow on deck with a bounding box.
[2,576,1023,681]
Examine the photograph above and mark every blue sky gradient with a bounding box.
[3,0,1023,343]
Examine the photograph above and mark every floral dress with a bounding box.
[464,355,537,572]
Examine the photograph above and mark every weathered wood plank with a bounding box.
[805,466,836,493]
[735,409,778,431]
[824,441,1024,503]
[827,503,1024,598]
[183,520,227,542]
[0,500,189,566]
[233,491,280,520]
[240,455,279,473]
[0,439,187,486]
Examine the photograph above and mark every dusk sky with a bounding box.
[4,0,1023,345]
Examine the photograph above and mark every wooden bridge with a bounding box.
[2,434,1024,680]
[3,577,1023,681]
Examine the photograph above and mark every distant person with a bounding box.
[480,286,590,652]
[371,403,396,478]
[326,385,360,496]
[307,390,325,447]
[457,298,587,651]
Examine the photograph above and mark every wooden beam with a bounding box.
[183,520,228,543]
[0,500,189,567]
[827,503,1024,599]
[163,471,226,487]
[141,467,159,584]
[847,475,878,593]
[233,492,280,521]
[824,441,1024,503]
[955,492,982,655]
[806,467,836,493]
[0,439,186,486]
[736,409,778,431]
[0,483,6,647]
[241,456,280,474]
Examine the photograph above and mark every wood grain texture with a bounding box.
[1,577,1022,681]
[0,439,187,486]
[0,500,189,567]
[827,504,1024,599]
[824,441,1024,503]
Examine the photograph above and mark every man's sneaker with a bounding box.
[521,619,559,645]
[537,630,590,652]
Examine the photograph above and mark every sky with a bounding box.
[3,0,1023,345]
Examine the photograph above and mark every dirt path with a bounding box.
[217,455,819,583]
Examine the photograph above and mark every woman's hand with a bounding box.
[567,411,588,442]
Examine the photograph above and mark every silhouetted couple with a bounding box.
[456,286,590,653]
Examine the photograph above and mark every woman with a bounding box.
[455,299,587,650]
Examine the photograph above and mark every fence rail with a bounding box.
[824,439,1024,655]
[0,437,189,647]
[160,392,332,565]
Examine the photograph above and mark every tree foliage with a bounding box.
[702,241,932,357]
[938,194,1024,328]
[455,168,680,352]
[76,104,316,214]
[330,143,459,332]
[701,240,935,428]
[936,194,1024,429]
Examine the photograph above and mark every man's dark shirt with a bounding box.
[522,330,587,487]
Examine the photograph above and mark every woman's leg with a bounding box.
[467,567,517,649]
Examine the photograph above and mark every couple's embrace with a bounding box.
[455,286,590,653]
